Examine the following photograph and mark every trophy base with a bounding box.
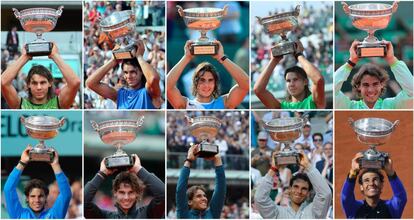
[113,46,137,60]
[359,150,388,169]
[271,41,296,57]
[359,158,384,169]
[29,150,54,162]
[105,154,135,169]
[190,42,218,55]
[26,42,53,56]
[357,44,386,58]
[275,153,300,166]
[194,143,219,158]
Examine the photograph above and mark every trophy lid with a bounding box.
[187,116,221,140]
[13,6,63,33]
[350,117,398,137]
[256,5,300,36]
[177,5,227,31]
[264,117,304,132]
[21,116,65,131]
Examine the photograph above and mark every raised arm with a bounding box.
[3,146,31,218]
[129,154,165,218]
[207,154,226,218]
[49,151,71,218]
[166,41,193,109]
[176,144,197,218]
[49,44,81,109]
[341,152,364,218]
[212,41,249,109]
[84,158,116,218]
[135,41,161,101]
[85,57,118,102]
[383,157,407,218]
[335,40,359,109]
[253,50,282,109]
[1,47,30,108]
[295,41,325,109]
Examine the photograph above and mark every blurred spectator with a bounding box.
[251,131,272,176]
[6,26,19,56]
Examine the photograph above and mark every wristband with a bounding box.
[19,160,27,168]
[98,171,108,179]
[294,52,303,60]
[270,166,278,173]
[185,158,193,164]
[347,59,356,67]
[219,55,228,63]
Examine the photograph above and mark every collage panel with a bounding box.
[83,1,165,109]
[83,110,165,218]
[334,1,413,109]
[251,110,333,218]
[251,1,333,109]
[1,110,82,218]
[335,111,413,218]
[166,1,250,109]
[166,111,249,218]
[1,1,83,109]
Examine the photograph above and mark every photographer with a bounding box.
[341,152,407,218]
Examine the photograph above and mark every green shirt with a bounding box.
[20,96,60,109]
[335,60,413,109]
[281,95,317,109]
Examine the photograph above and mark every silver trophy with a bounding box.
[342,1,398,57]
[20,116,65,162]
[91,116,144,169]
[256,5,300,57]
[177,5,228,55]
[349,117,399,169]
[13,6,63,56]
[263,117,306,166]
[186,116,221,158]
[100,10,136,60]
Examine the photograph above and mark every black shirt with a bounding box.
[355,199,392,219]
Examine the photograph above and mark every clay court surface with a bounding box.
[335,111,413,219]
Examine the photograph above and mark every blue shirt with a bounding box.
[117,87,156,109]
[186,96,225,109]
[176,166,226,219]
[341,174,407,218]
[4,168,71,219]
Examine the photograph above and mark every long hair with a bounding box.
[26,65,55,100]
[284,66,311,101]
[121,58,146,88]
[112,171,145,202]
[192,62,220,99]
[351,63,389,98]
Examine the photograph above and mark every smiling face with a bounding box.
[358,74,384,107]
[285,72,307,98]
[360,172,383,199]
[188,189,208,211]
[114,183,138,212]
[195,71,216,99]
[27,188,47,213]
[28,74,52,103]
[123,64,142,89]
[289,179,310,206]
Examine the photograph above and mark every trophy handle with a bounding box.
[341,2,350,15]
[12,8,21,19]
[348,117,354,128]
[20,116,26,125]
[185,115,194,125]
[56,6,64,17]
[392,1,399,13]
[294,5,301,16]
[90,120,100,131]
[177,5,184,17]
[300,113,309,125]
[223,5,229,16]
[59,117,66,127]
[255,16,263,25]
[392,120,400,130]
[136,115,145,127]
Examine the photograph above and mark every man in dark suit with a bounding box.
[6,26,19,56]
[316,142,333,185]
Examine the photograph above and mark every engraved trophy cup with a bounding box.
[100,10,137,60]
[256,5,300,57]
[342,1,398,57]
[20,115,65,162]
[177,5,228,55]
[263,117,306,166]
[187,116,221,158]
[13,6,63,56]
[349,117,399,169]
[91,116,144,169]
